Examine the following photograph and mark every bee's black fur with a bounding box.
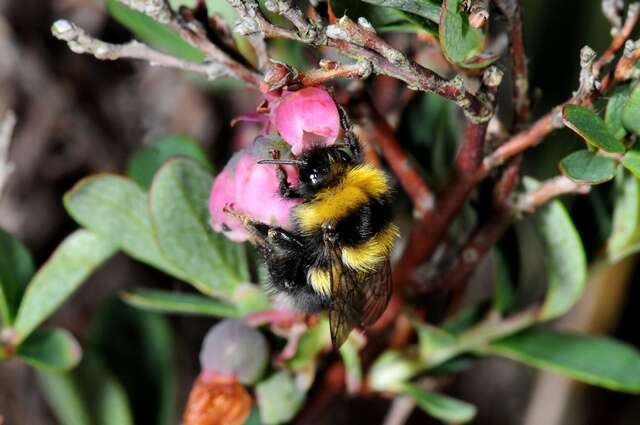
[238,109,393,319]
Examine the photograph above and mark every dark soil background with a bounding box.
[0,1,638,424]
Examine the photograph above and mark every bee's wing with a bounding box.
[326,239,393,348]
[359,258,392,327]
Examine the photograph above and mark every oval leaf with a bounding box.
[524,178,587,320]
[607,169,640,261]
[562,105,625,153]
[64,175,188,281]
[339,337,363,394]
[622,83,640,135]
[126,135,212,190]
[37,370,91,425]
[439,0,491,68]
[106,0,204,62]
[17,328,82,371]
[284,317,330,370]
[401,383,476,423]
[256,371,306,424]
[489,328,640,393]
[605,85,631,140]
[622,150,640,179]
[149,158,248,297]
[121,288,240,317]
[90,300,175,425]
[38,353,135,425]
[362,0,441,22]
[332,0,438,34]
[559,149,617,184]
[14,230,116,341]
[492,249,514,315]
[0,228,34,325]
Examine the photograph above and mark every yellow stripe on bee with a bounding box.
[307,267,332,297]
[295,165,389,232]
[341,224,399,273]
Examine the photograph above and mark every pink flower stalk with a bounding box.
[209,136,302,242]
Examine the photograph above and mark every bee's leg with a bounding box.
[275,166,303,199]
[338,104,362,163]
[223,205,271,248]
[223,205,302,252]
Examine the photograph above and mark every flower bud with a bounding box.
[209,136,302,241]
[181,372,252,425]
[272,87,340,155]
[199,319,269,385]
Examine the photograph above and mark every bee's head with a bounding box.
[259,146,352,196]
[297,147,351,190]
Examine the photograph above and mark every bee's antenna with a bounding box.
[257,159,303,165]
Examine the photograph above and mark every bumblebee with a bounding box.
[226,110,398,348]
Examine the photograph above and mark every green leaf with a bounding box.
[368,350,421,391]
[121,287,240,317]
[492,249,514,315]
[17,328,82,371]
[489,328,640,393]
[37,352,135,425]
[127,135,212,190]
[562,105,625,153]
[401,383,477,423]
[243,407,263,425]
[284,317,330,370]
[74,354,135,425]
[412,319,458,365]
[524,178,587,320]
[559,149,617,184]
[622,150,640,179]
[439,0,494,68]
[331,0,437,34]
[37,370,91,425]
[64,175,187,280]
[0,228,34,325]
[233,283,271,315]
[622,83,640,134]
[605,85,631,140]
[149,158,248,297]
[339,336,363,393]
[256,370,306,424]
[106,0,205,62]
[90,300,175,425]
[14,230,116,341]
[362,0,441,22]
[608,169,640,261]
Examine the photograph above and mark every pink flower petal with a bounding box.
[209,137,302,242]
[273,87,340,155]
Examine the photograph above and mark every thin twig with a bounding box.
[614,39,640,81]
[417,176,590,294]
[229,0,494,122]
[355,98,435,218]
[602,0,625,30]
[51,20,229,80]
[302,60,374,86]
[593,2,640,76]
[468,0,490,28]
[116,0,262,86]
[515,176,591,213]
[507,2,530,129]
[0,110,16,197]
